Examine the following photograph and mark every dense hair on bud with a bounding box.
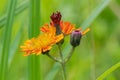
[50,11,62,25]
[70,30,82,47]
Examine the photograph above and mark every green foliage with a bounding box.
[0,0,120,80]
[0,0,17,80]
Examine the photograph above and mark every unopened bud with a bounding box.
[70,30,82,47]
[50,11,61,25]
[50,11,62,35]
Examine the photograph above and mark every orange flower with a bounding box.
[40,24,55,34]
[81,28,90,35]
[20,26,63,56]
[60,21,75,35]
[40,21,75,35]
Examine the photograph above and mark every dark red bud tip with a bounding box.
[50,11,62,25]
[70,30,82,47]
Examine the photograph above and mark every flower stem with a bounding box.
[61,62,66,80]
[46,53,60,62]
[65,47,75,63]
[58,44,66,80]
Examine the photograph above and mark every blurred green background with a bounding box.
[0,0,120,80]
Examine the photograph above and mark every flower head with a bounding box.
[70,30,82,47]
[41,21,75,36]
[70,28,90,47]
[60,21,75,35]
[50,11,62,25]
[40,24,56,34]
[50,12,62,35]
[21,26,63,56]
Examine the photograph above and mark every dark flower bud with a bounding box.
[70,30,82,47]
[50,11,62,25]
[50,11,62,35]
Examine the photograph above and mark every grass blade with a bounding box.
[0,0,28,27]
[45,63,60,80]
[0,0,17,80]
[8,26,23,66]
[81,0,111,30]
[28,0,41,80]
[96,62,120,80]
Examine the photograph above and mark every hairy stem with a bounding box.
[46,53,60,62]
[58,44,66,80]
[65,47,75,63]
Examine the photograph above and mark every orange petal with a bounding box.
[82,28,90,35]
[60,21,75,35]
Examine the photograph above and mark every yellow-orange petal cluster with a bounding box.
[60,21,75,35]
[20,26,63,56]
[40,21,75,35]
[40,24,55,34]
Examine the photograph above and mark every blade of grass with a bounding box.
[81,0,111,30]
[0,0,28,27]
[8,26,23,66]
[28,0,41,80]
[96,62,120,80]
[45,0,111,79]
[45,63,61,80]
[0,0,17,80]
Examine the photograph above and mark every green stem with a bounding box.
[65,47,75,63]
[96,62,120,80]
[58,44,66,80]
[28,0,41,80]
[46,53,60,62]
[0,0,17,80]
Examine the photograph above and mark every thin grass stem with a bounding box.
[0,0,17,80]
[0,0,28,27]
[96,62,120,80]
[28,0,41,80]
[65,47,75,63]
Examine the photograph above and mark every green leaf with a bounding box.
[28,0,41,80]
[0,0,28,28]
[81,0,111,30]
[0,0,17,80]
[96,62,120,80]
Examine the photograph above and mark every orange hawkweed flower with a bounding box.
[40,24,56,34]
[60,21,75,35]
[20,26,63,56]
[40,21,75,35]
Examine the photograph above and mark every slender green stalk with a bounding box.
[96,62,120,80]
[9,24,24,66]
[0,0,17,80]
[65,47,75,63]
[0,0,28,27]
[81,0,111,30]
[46,53,60,62]
[58,44,66,80]
[28,0,41,80]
